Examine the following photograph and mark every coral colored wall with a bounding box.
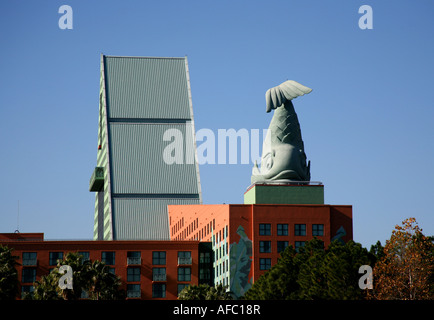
[0,237,200,300]
[168,203,353,298]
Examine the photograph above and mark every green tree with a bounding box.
[0,245,19,300]
[178,284,232,300]
[296,239,328,299]
[248,244,300,300]
[243,238,373,300]
[320,240,372,299]
[369,240,385,263]
[28,252,124,300]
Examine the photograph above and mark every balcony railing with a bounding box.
[127,290,141,298]
[22,259,38,266]
[127,257,141,265]
[89,167,104,192]
[153,274,166,282]
[178,257,192,265]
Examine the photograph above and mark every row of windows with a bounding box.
[258,241,315,270]
[173,217,217,242]
[259,223,324,236]
[215,259,229,277]
[213,225,229,244]
[127,283,194,299]
[259,240,313,254]
[215,243,228,261]
[21,251,192,266]
[21,283,190,299]
[21,266,193,284]
[126,267,192,282]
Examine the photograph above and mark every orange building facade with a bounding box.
[168,203,352,298]
[1,187,353,300]
[0,233,213,300]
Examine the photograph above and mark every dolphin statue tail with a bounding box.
[265,80,312,113]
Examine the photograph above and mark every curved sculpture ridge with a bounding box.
[265,80,312,113]
[251,80,312,184]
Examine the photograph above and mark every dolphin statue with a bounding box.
[251,80,312,184]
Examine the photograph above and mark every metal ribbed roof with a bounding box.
[104,56,191,119]
[109,122,200,194]
[112,198,200,240]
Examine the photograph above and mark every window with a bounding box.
[200,268,211,281]
[277,224,288,236]
[312,224,324,236]
[101,251,115,265]
[259,241,271,253]
[178,251,192,265]
[200,252,211,264]
[22,268,36,283]
[127,251,141,265]
[178,284,189,295]
[294,224,306,236]
[153,251,166,265]
[152,283,166,298]
[277,241,289,253]
[127,267,140,282]
[295,241,305,252]
[21,285,34,299]
[259,223,271,235]
[108,267,116,275]
[259,258,271,270]
[153,267,166,281]
[49,252,63,266]
[22,252,37,266]
[78,252,90,262]
[178,267,191,282]
[81,290,89,299]
[127,284,141,298]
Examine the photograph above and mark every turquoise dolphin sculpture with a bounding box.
[251,80,312,184]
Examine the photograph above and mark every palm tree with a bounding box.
[30,272,61,300]
[0,245,19,300]
[178,284,232,300]
[30,252,124,300]
[87,260,124,300]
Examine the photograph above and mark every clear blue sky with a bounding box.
[1,1,433,249]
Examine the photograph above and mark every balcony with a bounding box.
[178,257,192,265]
[22,258,38,266]
[127,257,141,265]
[89,167,104,192]
[127,290,141,298]
[153,274,166,282]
